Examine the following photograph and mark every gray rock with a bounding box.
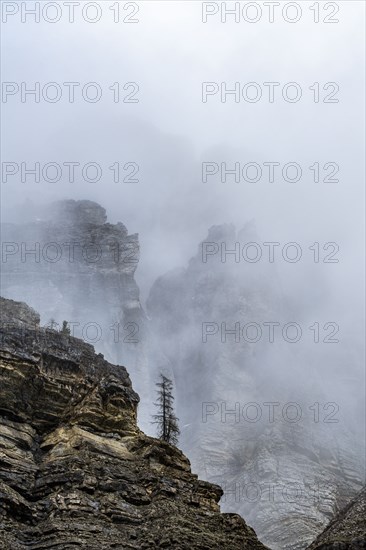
[0,297,269,550]
[307,486,366,549]
[147,223,365,550]
[1,200,150,425]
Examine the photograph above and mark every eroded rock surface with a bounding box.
[147,223,365,550]
[0,297,268,549]
[307,486,366,549]
[1,200,150,425]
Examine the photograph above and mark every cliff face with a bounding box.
[1,200,143,358]
[1,200,150,425]
[2,201,364,549]
[147,224,365,550]
[307,486,366,549]
[0,297,268,550]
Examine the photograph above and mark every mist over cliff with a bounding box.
[1,199,365,549]
[0,296,270,550]
[146,220,365,548]
[1,2,365,548]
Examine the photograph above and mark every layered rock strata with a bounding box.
[307,486,366,549]
[0,297,268,549]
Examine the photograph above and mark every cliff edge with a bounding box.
[0,297,268,549]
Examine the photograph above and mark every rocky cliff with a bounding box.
[307,486,366,549]
[2,201,364,549]
[147,223,365,550]
[1,200,150,425]
[0,297,268,549]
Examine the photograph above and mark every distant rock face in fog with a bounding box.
[147,223,365,550]
[1,201,364,549]
[0,200,150,421]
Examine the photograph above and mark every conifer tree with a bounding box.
[47,318,58,330]
[152,374,180,445]
[61,320,71,336]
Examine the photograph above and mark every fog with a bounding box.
[1,2,365,548]
[2,2,364,295]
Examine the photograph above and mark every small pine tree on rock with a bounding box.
[47,318,58,330]
[152,374,180,445]
[61,320,71,336]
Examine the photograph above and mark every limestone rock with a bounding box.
[1,200,150,425]
[307,486,366,549]
[0,297,268,549]
[147,223,365,550]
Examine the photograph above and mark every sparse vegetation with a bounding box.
[152,373,180,445]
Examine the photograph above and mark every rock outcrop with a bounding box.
[2,201,364,549]
[307,486,366,549]
[0,297,268,549]
[147,223,365,550]
[1,200,150,426]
